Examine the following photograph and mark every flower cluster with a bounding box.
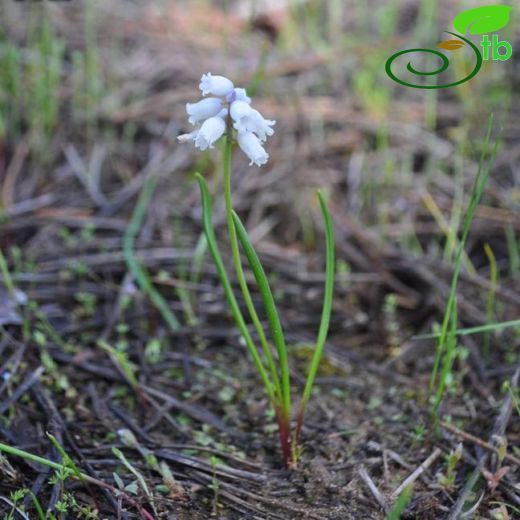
[178,73,275,166]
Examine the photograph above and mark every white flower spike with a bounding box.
[179,73,275,166]
[186,97,222,125]
[199,73,234,97]
[194,116,226,150]
[238,131,269,166]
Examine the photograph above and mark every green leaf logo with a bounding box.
[453,5,512,35]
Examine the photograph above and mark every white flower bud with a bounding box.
[186,97,222,125]
[194,116,226,150]
[199,73,234,97]
[237,131,269,166]
[231,101,275,142]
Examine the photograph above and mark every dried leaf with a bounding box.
[437,40,465,51]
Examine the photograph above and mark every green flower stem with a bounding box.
[294,191,335,445]
[195,173,275,405]
[232,211,292,425]
[222,131,283,406]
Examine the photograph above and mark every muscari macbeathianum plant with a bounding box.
[178,73,335,468]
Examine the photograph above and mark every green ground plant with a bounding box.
[179,73,335,468]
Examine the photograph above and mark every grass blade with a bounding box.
[123,174,180,331]
[413,318,520,340]
[387,485,413,520]
[295,191,335,440]
[231,210,291,421]
[429,115,499,399]
[432,297,458,413]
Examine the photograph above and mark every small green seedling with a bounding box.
[437,443,463,488]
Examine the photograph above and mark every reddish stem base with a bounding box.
[275,408,292,469]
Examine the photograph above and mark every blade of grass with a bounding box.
[123,174,180,332]
[30,493,46,520]
[46,433,82,480]
[505,225,519,277]
[432,296,458,414]
[97,339,139,390]
[0,249,16,298]
[421,192,475,276]
[231,210,291,424]
[387,485,413,520]
[295,190,335,442]
[483,243,497,359]
[414,318,520,340]
[429,115,498,398]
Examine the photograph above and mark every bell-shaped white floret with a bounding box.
[230,101,275,142]
[230,100,253,124]
[199,73,234,97]
[186,97,222,125]
[194,116,226,150]
[237,131,269,166]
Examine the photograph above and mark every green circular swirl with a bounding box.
[385,32,483,89]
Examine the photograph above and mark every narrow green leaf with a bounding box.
[195,173,275,404]
[429,114,499,407]
[413,318,520,340]
[231,210,291,420]
[123,174,180,331]
[387,485,413,520]
[295,191,335,439]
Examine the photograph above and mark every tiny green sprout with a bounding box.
[144,338,162,364]
[490,434,507,465]
[74,291,97,317]
[438,443,463,488]
[6,488,29,520]
[413,423,426,442]
[112,447,157,515]
[209,455,221,516]
[10,488,28,503]
[183,73,335,468]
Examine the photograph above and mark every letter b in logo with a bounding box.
[492,34,512,60]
